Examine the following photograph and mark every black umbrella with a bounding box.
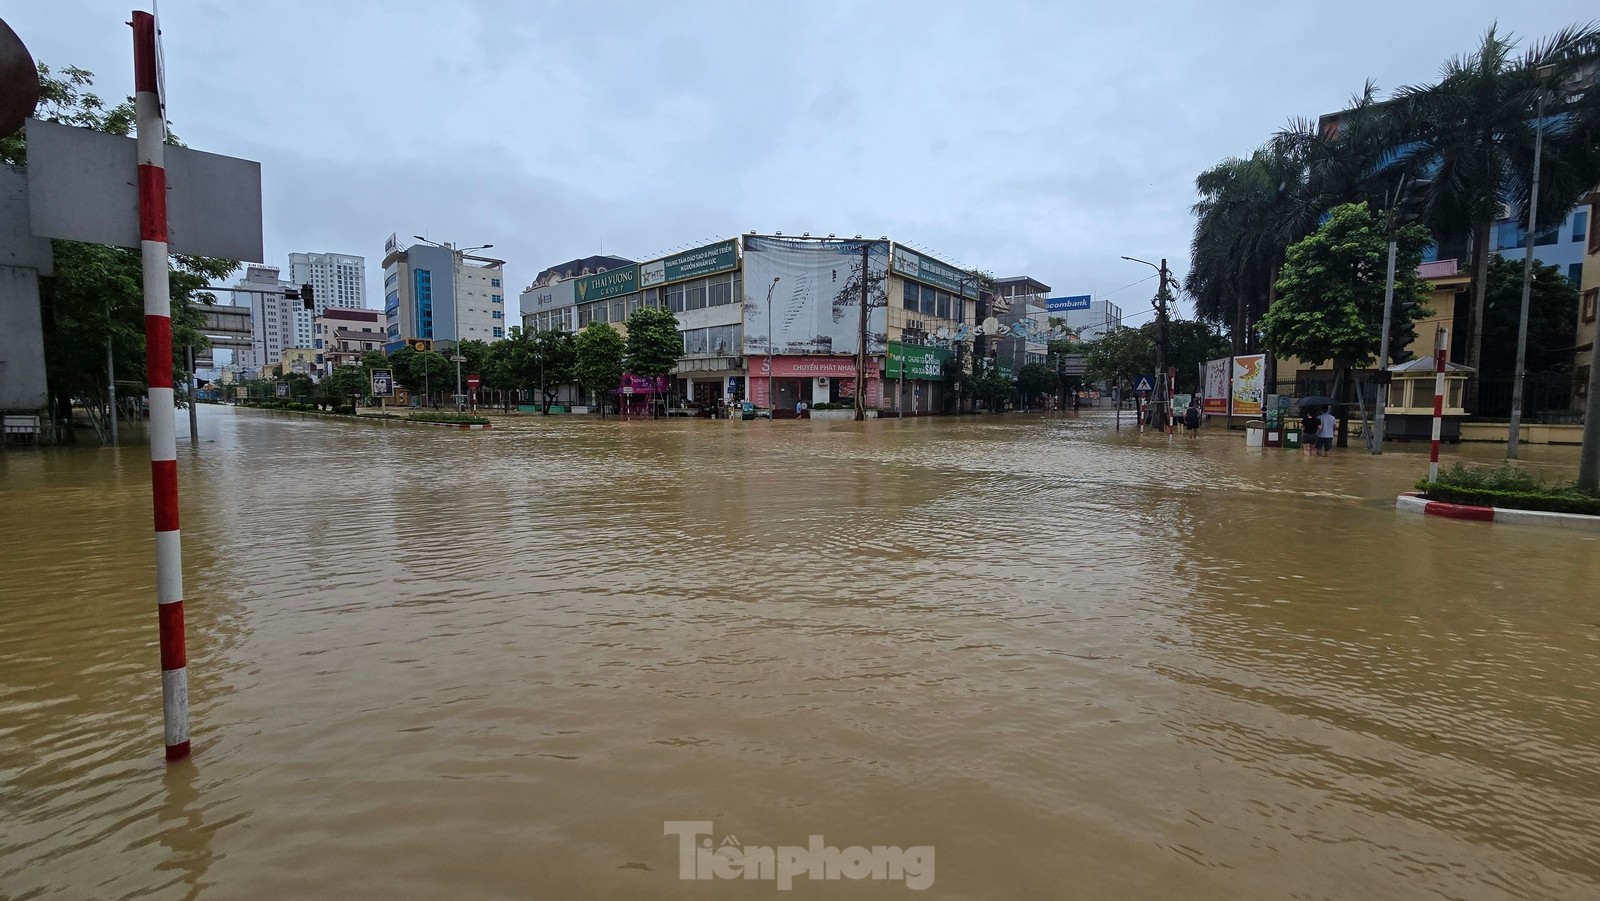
[1296,395,1338,409]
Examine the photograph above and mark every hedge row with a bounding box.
[1415,481,1600,516]
[406,412,491,425]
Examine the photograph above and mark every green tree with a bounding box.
[525,329,577,414]
[319,365,366,410]
[1390,24,1600,407]
[574,322,625,417]
[284,372,315,405]
[4,62,236,436]
[1016,363,1056,407]
[1478,255,1581,378]
[1084,326,1156,392]
[1142,320,1231,393]
[963,365,1015,412]
[1260,203,1434,400]
[623,306,683,417]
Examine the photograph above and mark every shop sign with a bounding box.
[892,247,979,298]
[642,239,738,287]
[575,264,638,302]
[756,355,873,379]
[885,342,951,380]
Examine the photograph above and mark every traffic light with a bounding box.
[301,283,314,310]
[410,339,432,352]
[1394,177,1432,227]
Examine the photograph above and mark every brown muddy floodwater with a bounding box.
[2,407,1599,900]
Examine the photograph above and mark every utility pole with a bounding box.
[1156,258,1170,432]
[106,338,118,447]
[854,242,870,421]
[1508,65,1557,458]
[186,344,198,445]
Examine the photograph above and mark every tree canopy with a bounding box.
[574,322,625,415]
[1259,202,1433,391]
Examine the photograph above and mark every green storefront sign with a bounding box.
[893,248,980,299]
[574,264,639,302]
[664,239,737,283]
[885,342,951,380]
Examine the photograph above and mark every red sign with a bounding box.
[466,374,481,391]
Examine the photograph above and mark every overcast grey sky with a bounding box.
[10,1,1596,326]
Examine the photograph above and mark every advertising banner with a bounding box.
[891,247,979,298]
[742,236,887,357]
[617,373,668,393]
[1203,357,1230,414]
[574,264,638,303]
[1231,354,1266,417]
[370,368,394,398]
[275,381,289,398]
[885,342,952,380]
[642,238,739,287]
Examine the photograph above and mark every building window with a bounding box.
[936,291,952,320]
[903,282,918,310]
[611,300,625,322]
[1569,263,1584,288]
[491,294,503,303]
[920,284,937,317]
[493,327,504,338]
[1574,210,1588,244]
[1583,288,1598,324]
[492,310,503,319]
[707,275,732,307]
[491,278,501,287]
[686,282,707,311]
[666,284,685,313]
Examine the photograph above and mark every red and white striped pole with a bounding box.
[133,10,189,762]
[1428,326,1449,483]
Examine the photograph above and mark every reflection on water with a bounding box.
[2,408,1597,899]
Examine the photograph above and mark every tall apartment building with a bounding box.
[381,236,508,351]
[238,265,309,371]
[289,251,367,313]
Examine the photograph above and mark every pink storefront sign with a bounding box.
[754,356,880,379]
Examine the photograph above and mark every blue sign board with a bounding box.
[1047,295,1093,312]
[1133,374,1155,393]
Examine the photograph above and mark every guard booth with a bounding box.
[1380,357,1473,442]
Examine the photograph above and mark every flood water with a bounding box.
[3,407,1598,900]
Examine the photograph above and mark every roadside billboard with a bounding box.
[1231,354,1266,417]
[741,236,887,357]
[370,368,394,398]
[1203,357,1230,414]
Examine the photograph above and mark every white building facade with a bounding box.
[289,251,367,313]
[239,265,309,371]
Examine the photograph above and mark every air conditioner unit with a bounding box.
[817,377,829,386]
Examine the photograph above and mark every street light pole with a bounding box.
[1508,64,1557,459]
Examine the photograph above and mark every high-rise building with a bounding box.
[381,236,508,351]
[289,251,367,313]
[238,265,309,371]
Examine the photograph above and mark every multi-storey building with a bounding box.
[523,234,988,415]
[992,276,1052,377]
[314,308,387,375]
[381,236,507,352]
[289,251,367,313]
[238,265,308,371]
[1577,189,1599,408]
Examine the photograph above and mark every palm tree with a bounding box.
[1187,143,1316,353]
[1389,23,1600,410]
